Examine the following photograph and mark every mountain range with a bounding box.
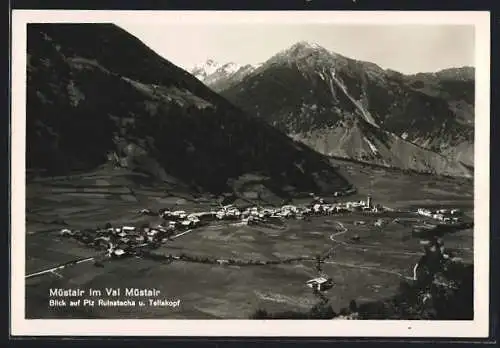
[191,60,259,93]
[26,24,352,200]
[193,42,474,177]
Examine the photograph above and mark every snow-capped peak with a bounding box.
[270,41,331,61]
[293,41,323,50]
[219,62,242,75]
[264,40,337,69]
[191,59,222,78]
[285,41,329,55]
[191,59,258,85]
[190,60,259,91]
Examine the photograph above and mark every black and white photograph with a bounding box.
[11,10,490,337]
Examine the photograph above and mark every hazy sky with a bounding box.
[117,23,474,74]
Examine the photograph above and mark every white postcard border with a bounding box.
[11,10,491,337]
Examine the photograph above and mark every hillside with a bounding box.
[219,42,474,174]
[26,25,351,198]
[401,67,475,163]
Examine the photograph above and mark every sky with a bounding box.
[116,23,474,74]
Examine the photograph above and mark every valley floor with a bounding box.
[23,161,474,319]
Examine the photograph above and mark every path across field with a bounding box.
[26,257,95,279]
[323,221,418,280]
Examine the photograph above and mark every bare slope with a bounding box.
[292,118,471,177]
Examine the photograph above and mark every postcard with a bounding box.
[10,9,490,337]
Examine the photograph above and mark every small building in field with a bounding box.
[113,249,126,258]
[59,228,74,236]
[306,277,334,291]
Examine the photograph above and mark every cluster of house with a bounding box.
[140,195,387,232]
[195,194,384,225]
[157,209,211,228]
[59,223,178,259]
[151,204,298,227]
[309,195,384,214]
[416,208,463,223]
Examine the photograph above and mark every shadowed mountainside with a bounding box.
[27,24,351,198]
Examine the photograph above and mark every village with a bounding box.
[416,207,464,223]
[58,194,385,258]
[58,193,470,265]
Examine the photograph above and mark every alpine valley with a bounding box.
[25,24,475,322]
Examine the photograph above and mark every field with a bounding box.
[24,161,474,319]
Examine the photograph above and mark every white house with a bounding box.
[59,228,74,236]
[417,208,433,217]
[181,220,195,227]
[306,277,334,291]
[113,249,126,257]
[147,229,159,236]
[138,209,153,215]
[433,214,445,221]
[313,204,322,213]
[170,210,186,219]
